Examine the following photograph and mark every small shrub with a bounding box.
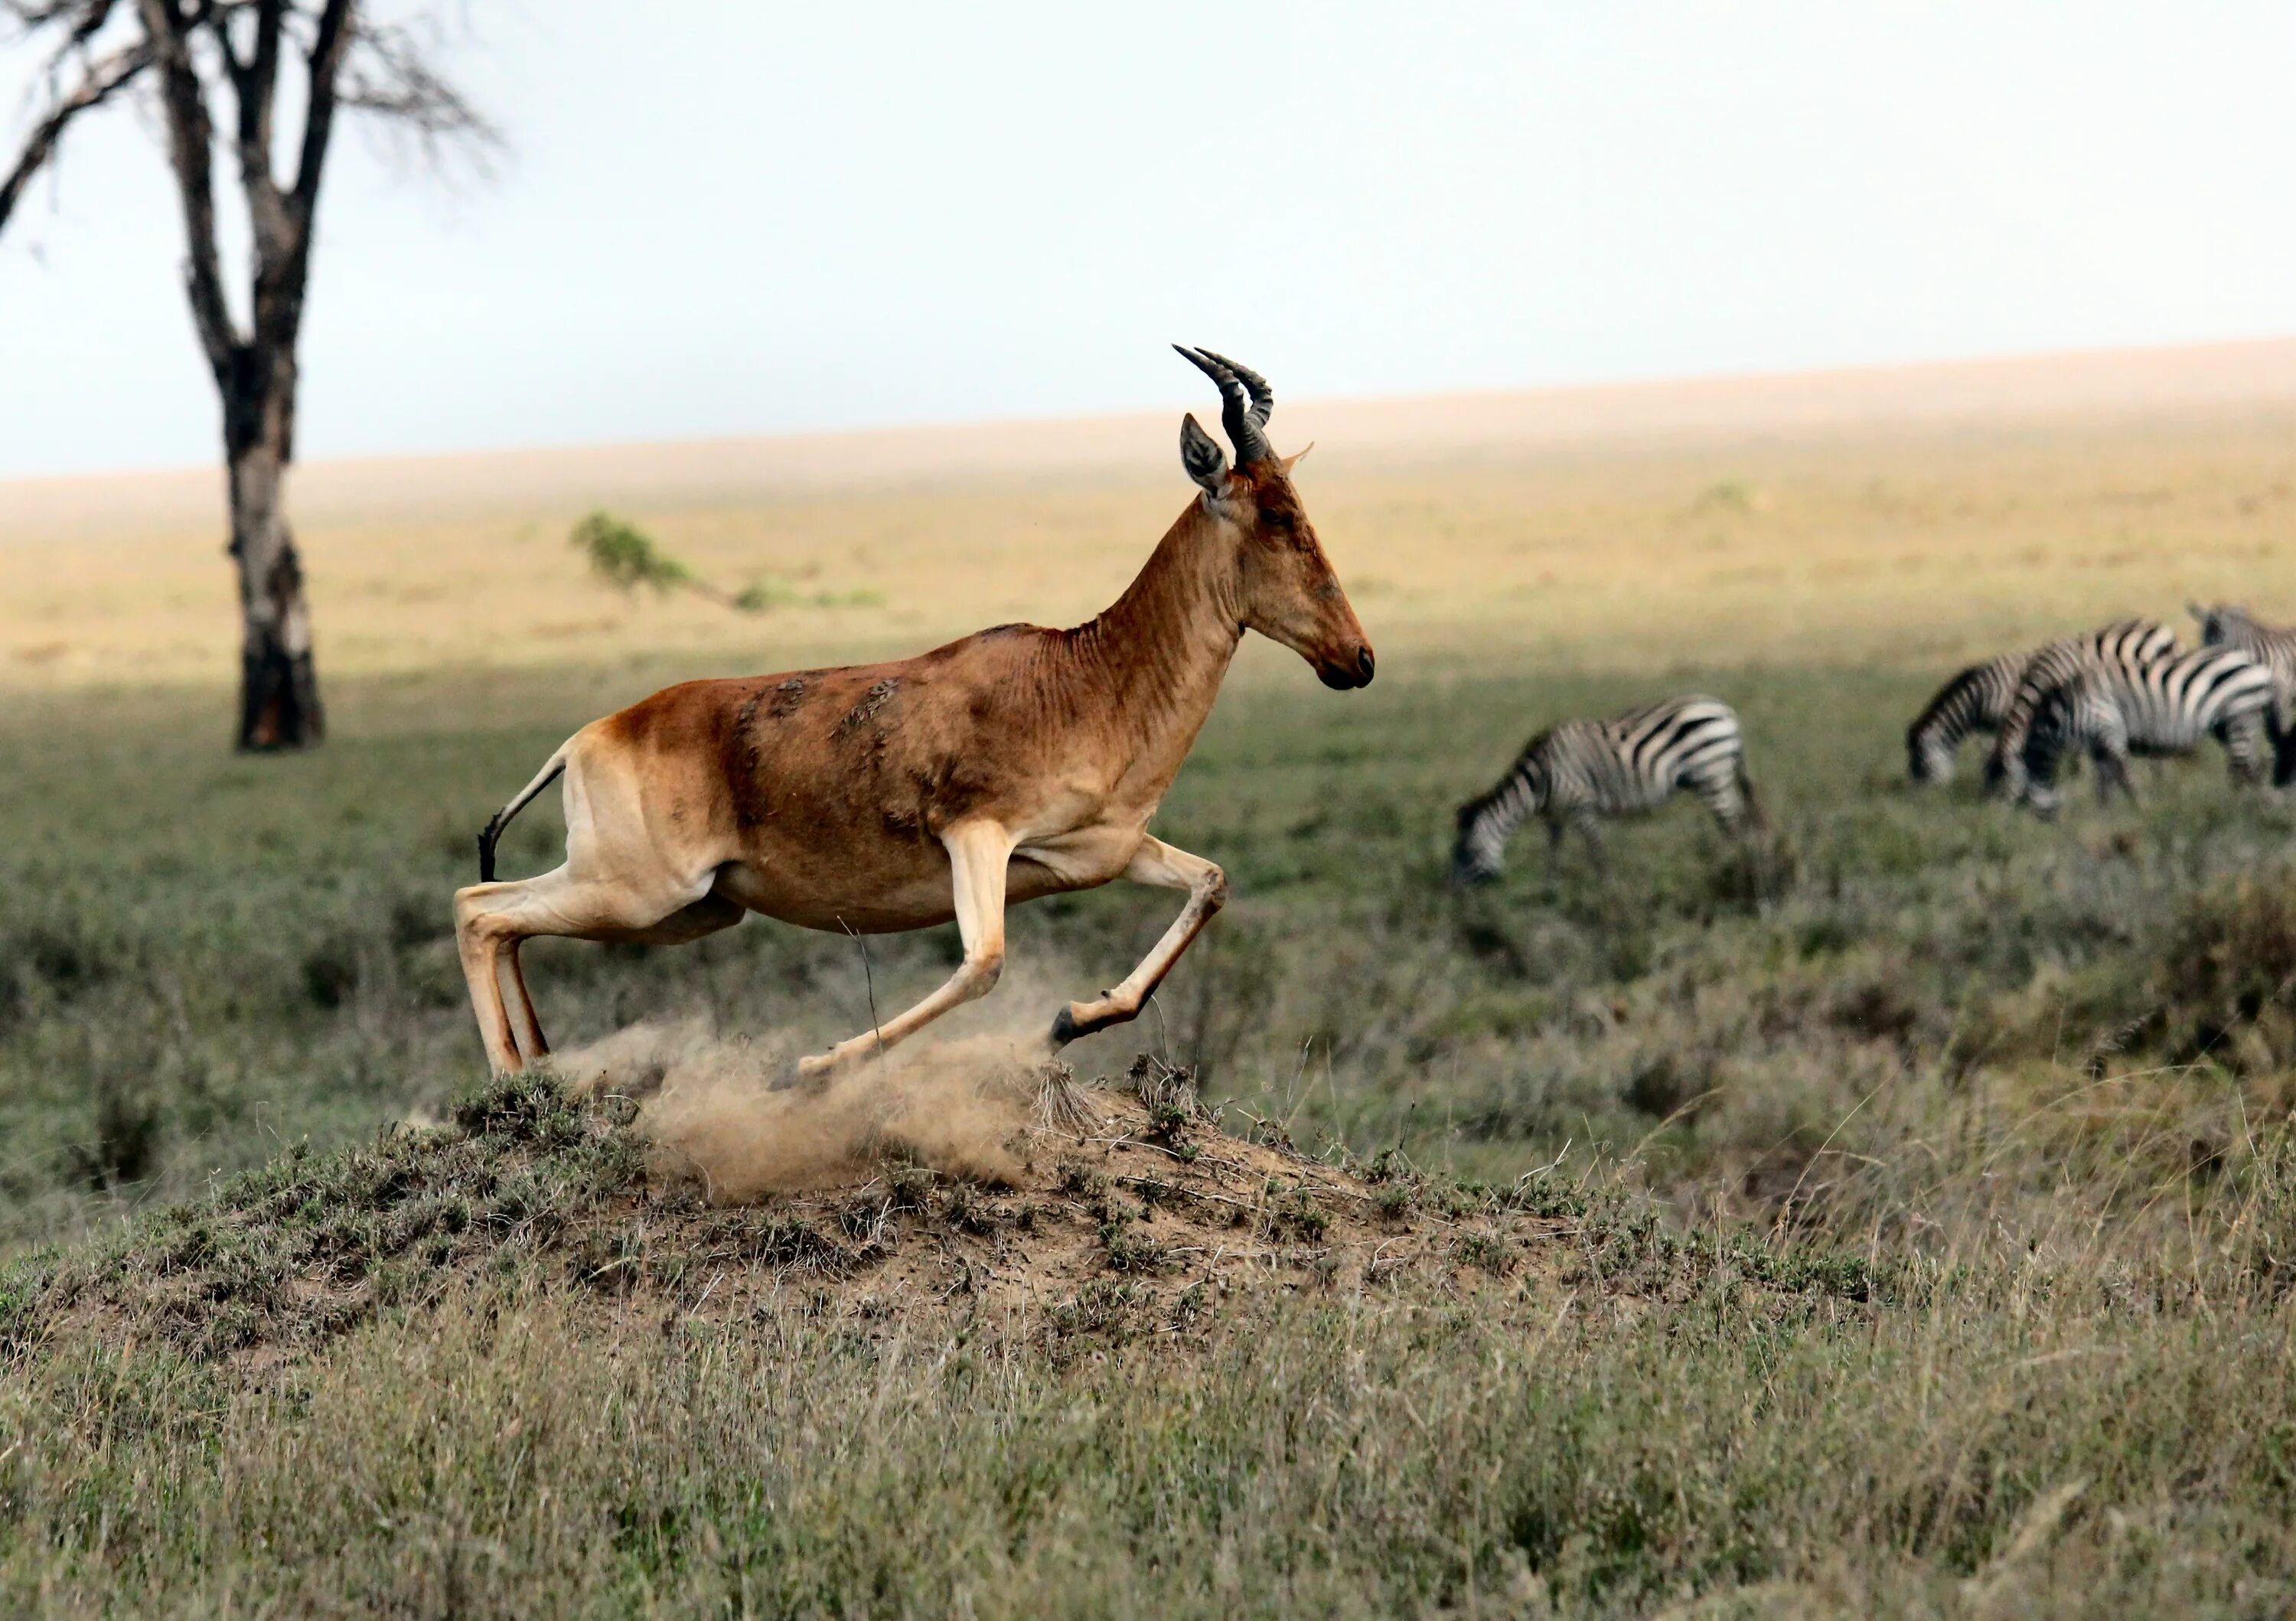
[1456,1230,1515,1274]
[1056,1163,1107,1199]
[569,510,693,595]
[1260,1186,1329,1244]
[1100,1222,1172,1275]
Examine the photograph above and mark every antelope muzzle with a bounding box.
[1318,642,1378,691]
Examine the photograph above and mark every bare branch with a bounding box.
[336,15,497,163]
[283,0,344,214]
[0,35,149,233]
[226,0,290,254]
[0,0,115,39]
[135,0,241,375]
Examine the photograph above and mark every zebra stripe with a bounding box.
[2014,644,2277,814]
[1987,618,2183,797]
[2192,602,2296,734]
[1908,619,2176,785]
[1452,696,1760,883]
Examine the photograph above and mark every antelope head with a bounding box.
[1175,346,1376,690]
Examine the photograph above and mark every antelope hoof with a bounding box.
[774,1051,840,1091]
[1050,993,1129,1050]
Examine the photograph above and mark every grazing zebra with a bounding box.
[2009,645,2277,817]
[1985,618,2183,800]
[2192,601,2296,745]
[1451,696,1763,884]
[1907,618,2176,785]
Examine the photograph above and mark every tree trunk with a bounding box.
[228,434,322,752]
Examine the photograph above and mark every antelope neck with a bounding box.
[1065,498,1246,751]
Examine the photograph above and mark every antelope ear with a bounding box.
[1280,440,1316,474]
[1179,413,1229,493]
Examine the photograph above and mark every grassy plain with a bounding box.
[8,344,2296,1613]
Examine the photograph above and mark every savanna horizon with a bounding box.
[8,337,2296,706]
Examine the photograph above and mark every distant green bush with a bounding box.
[571,510,882,615]
[568,509,695,595]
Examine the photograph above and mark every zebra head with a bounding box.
[1450,755,1545,886]
[2190,601,2260,654]
[1906,722,1954,787]
[1450,800,1508,886]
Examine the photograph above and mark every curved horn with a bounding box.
[1192,347,1271,428]
[1173,344,1274,466]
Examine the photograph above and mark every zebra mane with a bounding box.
[1451,733,1551,879]
[1456,733,1549,827]
[1907,660,2000,749]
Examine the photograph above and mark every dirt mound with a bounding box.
[0,1055,1597,1371]
[675,1053,1577,1329]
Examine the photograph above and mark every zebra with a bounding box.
[2192,602,2296,775]
[1451,696,1763,884]
[2008,644,2277,817]
[1907,618,2176,786]
[1985,618,2183,801]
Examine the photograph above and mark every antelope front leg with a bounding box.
[795,820,1016,1080]
[1049,837,1227,1050]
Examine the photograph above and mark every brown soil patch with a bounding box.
[7,1062,1584,1376]
[630,1061,1573,1337]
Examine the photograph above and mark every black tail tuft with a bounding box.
[478,815,502,882]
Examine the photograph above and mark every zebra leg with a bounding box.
[2223,713,2269,787]
[1574,812,1606,871]
[1735,767,1770,836]
[2020,738,2065,817]
[2256,696,2296,786]
[1699,765,1766,837]
[2094,744,2136,805]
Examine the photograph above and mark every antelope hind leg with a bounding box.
[497,892,745,1062]
[500,940,548,1060]
[1049,837,1228,1049]
[455,881,527,1075]
[794,821,1016,1081]
[455,869,729,1075]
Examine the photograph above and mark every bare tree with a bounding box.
[1,1,491,749]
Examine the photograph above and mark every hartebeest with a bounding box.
[454,348,1375,1078]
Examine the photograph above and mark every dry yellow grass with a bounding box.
[6,338,2296,697]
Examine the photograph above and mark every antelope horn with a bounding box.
[1192,347,1271,428]
[1173,344,1274,466]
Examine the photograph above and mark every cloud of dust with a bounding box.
[545,1016,1065,1203]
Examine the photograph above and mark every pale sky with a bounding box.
[1,1,2291,479]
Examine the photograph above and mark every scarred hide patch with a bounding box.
[837,677,900,739]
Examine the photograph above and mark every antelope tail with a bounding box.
[477,742,572,882]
